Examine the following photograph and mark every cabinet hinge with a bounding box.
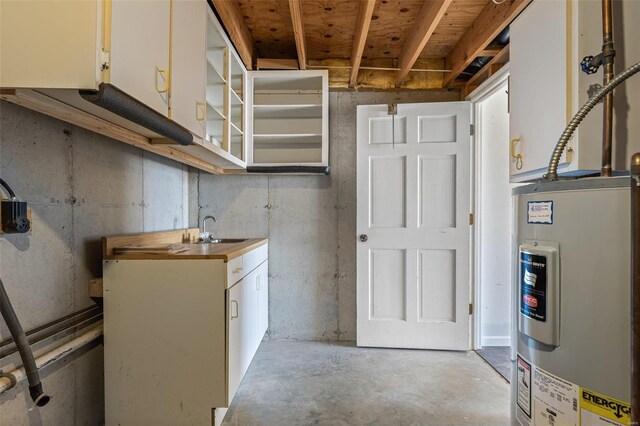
[469,303,473,315]
[469,213,474,225]
[100,49,111,71]
[470,124,475,136]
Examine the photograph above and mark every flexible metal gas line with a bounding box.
[544,60,640,181]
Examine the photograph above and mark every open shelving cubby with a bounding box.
[205,16,226,150]
[228,51,244,162]
[249,72,328,167]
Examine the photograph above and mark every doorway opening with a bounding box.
[471,69,512,381]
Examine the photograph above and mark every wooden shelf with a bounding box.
[206,101,225,120]
[253,133,322,144]
[230,122,243,135]
[253,104,322,119]
[207,61,225,85]
[230,88,243,104]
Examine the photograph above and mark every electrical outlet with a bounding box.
[1,199,31,233]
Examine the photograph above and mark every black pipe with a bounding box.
[79,83,193,146]
[0,278,50,406]
[0,178,17,199]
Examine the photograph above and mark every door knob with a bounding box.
[359,234,368,242]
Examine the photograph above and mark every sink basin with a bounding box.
[196,238,247,244]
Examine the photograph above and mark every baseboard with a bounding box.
[481,336,510,347]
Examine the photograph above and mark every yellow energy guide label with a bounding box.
[580,388,631,426]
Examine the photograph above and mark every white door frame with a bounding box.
[466,65,511,350]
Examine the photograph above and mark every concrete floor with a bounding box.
[222,341,510,426]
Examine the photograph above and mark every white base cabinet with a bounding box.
[104,243,268,426]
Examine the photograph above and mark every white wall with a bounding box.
[479,85,511,347]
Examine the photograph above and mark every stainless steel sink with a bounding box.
[195,238,247,244]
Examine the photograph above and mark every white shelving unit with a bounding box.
[247,70,329,168]
[201,7,245,166]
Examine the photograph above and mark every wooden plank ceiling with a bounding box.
[212,0,531,91]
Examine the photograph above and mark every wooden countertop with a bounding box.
[103,229,267,262]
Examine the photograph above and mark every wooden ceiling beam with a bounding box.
[395,0,453,88]
[210,0,255,70]
[288,0,307,70]
[479,44,504,57]
[443,0,531,87]
[465,44,510,88]
[349,0,376,88]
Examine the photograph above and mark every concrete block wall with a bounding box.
[0,101,189,425]
[193,89,459,341]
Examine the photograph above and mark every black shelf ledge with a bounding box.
[246,166,331,175]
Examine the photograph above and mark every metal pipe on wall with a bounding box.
[601,0,615,176]
[0,324,103,396]
[631,153,640,424]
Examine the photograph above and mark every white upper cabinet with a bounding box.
[110,0,171,116]
[247,70,329,168]
[171,0,207,139]
[510,0,640,182]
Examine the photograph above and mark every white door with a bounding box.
[227,271,257,403]
[110,0,170,115]
[171,0,207,138]
[356,102,471,350]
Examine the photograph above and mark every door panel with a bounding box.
[110,0,170,115]
[370,249,406,320]
[357,101,471,350]
[418,249,456,323]
[419,155,456,228]
[171,0,206,138]
[370,156,406,228]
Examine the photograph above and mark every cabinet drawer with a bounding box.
[243,244,268,275]
[226,255,244,287]
[226,243,268,287]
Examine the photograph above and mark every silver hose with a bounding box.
[544,60,640,181]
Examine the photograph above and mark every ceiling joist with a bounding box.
[210,0,255,70]
[349,0,376,88]
[288,0,307,70]
[443,0,531,86]
[395,0,453,88]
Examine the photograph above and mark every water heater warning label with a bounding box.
[520,252,547,322]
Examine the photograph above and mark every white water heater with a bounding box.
[511,177,632,426]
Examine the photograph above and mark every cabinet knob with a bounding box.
[359,234,368,243]
[232,267,243,274]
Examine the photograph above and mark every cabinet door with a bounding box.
[109,0,170,116]
[509,0,569,181]
[256,261,269,340]
[171,0,207,139]
[227,270,257,403]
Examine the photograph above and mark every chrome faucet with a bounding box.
[200,215,217,242]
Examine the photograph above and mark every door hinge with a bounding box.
[388,104,397,115]
[469,303,473,315]
[469,213,474,225]
[100,49,111,71]
[470,124,475,136]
